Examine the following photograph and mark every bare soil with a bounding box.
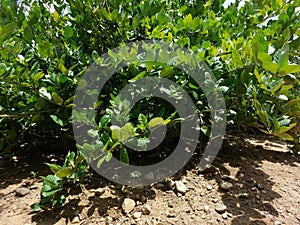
[0,135,299,225]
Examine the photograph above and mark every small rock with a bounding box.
[140,195,147,203]
[122,198,136,214]
[227,212,232,217]
[204,205,210,212]
[215,203,227,213]
[121,186,131,195]
[16,187,30,197]
[207,185,213,190]
[239,193,249,198]
[30,185,38,190]
[220,182,233,191]
[274,221,281,225]
[134,194,141,201]
[175,181,187,194]
[71,216,80,223]
[221,175,235,180]
[22,181,31,187]
[105,216,113,223]
[222,212,228,219]
[212,198,218,203]
[115,184,122,189]
[168,202,174,208]
[240,156,247,161]
[95,188,105,196]
[256,183,264,190]
[166,179,175,189]
[167,209,176,217]
[142,204,151,215]
[133,211,142,219]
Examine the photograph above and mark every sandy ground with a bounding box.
[0,135,299,225]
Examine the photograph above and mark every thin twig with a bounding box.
[0,109,58,118]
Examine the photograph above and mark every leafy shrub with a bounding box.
[31,151,87,211]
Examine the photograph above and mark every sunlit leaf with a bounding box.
[50,115,64,126]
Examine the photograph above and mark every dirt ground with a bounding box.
[0,134,299,225]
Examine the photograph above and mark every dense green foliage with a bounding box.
[0,0,299,209]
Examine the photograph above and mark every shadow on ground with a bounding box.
[209,134,299,224]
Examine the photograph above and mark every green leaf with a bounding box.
[83,143,95,152]
[285,99,300,107]
[106,151,112,161]
[52,92,63,105]
[157,9,167,25]
[58,61,68,75]
[256,51,280,75]
[120,123,135,142]
[277,84,293,95]
[45,163,62,173]
[274,45,289,67]
[137,138,149,150]
[138,113,147,130]
[129,71,147,82]
[232,49,243,68]
[111,123,135,143]
[30,203,42,212]
[92,50,99,61]
[0,22,16,44]
[38,40,52,58]
[147,117,165,129]
[275,123,297,134]
[97,156,106,168]
[41,175,60,188]
[75,155,85,167]
[271,79,283,94]
[278,65,300,76]
[41,188,63,198]
[64,26,74,38]
[257,52,272,63]
[50,115,64,126]
[200,126,211,136]
[33,72,44,81]
[183,14,193,27]
[252,34,268,58]
[55,167,73,178]
[111,125,121,141]
[274,132,294,141]
[23,26,33,41]
[99,115,111,127]
[120,146,129,164]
